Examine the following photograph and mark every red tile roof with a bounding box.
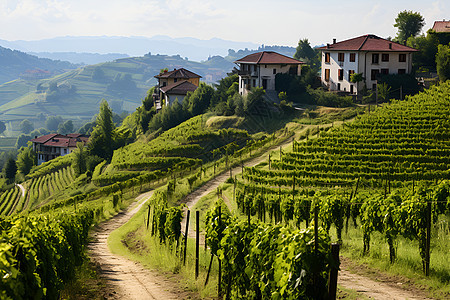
[155,68,202,79]
[234,51,304,65]
[31,133,89,148]
[432,20,450,33]
[161,80,198,95]
[318,34,418,52]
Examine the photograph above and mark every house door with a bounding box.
[350,85,354,94]
[262,79,268,90]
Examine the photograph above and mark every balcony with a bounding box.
[238,70,258,77]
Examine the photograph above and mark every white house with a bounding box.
[31,133,89,165]
[234,51,304,96]
[318,34,417,95]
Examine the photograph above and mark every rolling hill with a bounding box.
[0,45,77,84]
[0,53,235,131]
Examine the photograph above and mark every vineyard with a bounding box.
[235,82,450,279]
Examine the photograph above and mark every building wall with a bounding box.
[159,77,200,88]
[238,64,301,96]
[321,50,413,94]
[35,145,72,165]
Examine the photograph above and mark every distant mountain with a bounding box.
[27,52,129,65]
[0,46,77,84]
[0,36,260,62]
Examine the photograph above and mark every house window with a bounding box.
[338,53,345,62]
[398,69,406,74]
[348,70,355,81]
[174,78,178,83]
[372,83,377,90]
[349,53,356,62]
[371,69,380,80]
[399,54,406,62]
[338,69,344,81]
[253,79,256,87]
[382,54,389,62]
[325,52,330,63]
[381,68,389,75]
[324,69,330,81]
[372,53,379,64]
[162,82,167,87]
[64,149,67,154]
[337,83,341,90]
[273,68,277,75]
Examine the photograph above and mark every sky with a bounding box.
[0,0,448,47]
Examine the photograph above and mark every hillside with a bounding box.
[0,45,77,84]
[0,53,235,129]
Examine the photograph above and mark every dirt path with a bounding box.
[88,191,192,300]
[15,183,25,197]
[338,257,434,299]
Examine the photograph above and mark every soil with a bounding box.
[338,256,435,300]
[87,191,196,300]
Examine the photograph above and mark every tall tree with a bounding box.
[58,120,74,134]
[88,100,115,160]
[0,121,6,135]
[16,147,36,175]
[436,44,450,82]
[394,10,425,44]
[72,142,87,176]
[3,157,17,183]
[294,38,320,71]
[45,116,63,132]
[19,119,34,134]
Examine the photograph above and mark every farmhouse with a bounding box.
[153,68,201,109]
[31,133,89,165]
[318,34,417,96]
[234,51,304,96]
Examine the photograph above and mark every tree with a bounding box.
[88,100,115,160]
[436,44,450,82]
[407,33,439,70]
[58,120,74,134]
[377,82,392,102]
[394,10,425,44]
[15,134,32,149]
[3,157,17,183]
[16,147,36,175]
[72,142,87,176]
[294,39,320,71]
[0,121,6,135]
[45,116,63,131]
[19,119,34,134]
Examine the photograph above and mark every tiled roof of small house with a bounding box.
[160,80,199,95]
[234,51,304,65]
[31,133,89,148]
[155,68,202,79]
[431,20,450,33]
[318,34,418,52]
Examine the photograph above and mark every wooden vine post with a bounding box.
[218,205,222,297]
[183,210,190,266]
[146,205,151,229]
[425,201,431,276]
[195,210,199,279]
[328,243,340,300]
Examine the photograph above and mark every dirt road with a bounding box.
[87,191,193,300]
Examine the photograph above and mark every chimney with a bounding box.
[333,38,336,44]
[389,43,392,49]
[326,43,330,49]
